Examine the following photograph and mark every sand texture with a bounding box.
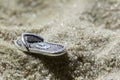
[0,0,120,80]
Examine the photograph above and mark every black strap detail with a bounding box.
[21,33,44,51]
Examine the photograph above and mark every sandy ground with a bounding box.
[0,0,120,80]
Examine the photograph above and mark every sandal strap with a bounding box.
[21,33,44,51]
[21,33,30,51]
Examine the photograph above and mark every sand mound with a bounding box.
[0,0,120,80]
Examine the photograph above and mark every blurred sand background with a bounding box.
[0,0,120,80]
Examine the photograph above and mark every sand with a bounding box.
[0,0,120,80]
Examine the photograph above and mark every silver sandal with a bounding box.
[15,33,65,56]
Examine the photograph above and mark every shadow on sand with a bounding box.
[26,52,74,80]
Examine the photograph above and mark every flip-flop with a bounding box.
[15,33,65,56]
